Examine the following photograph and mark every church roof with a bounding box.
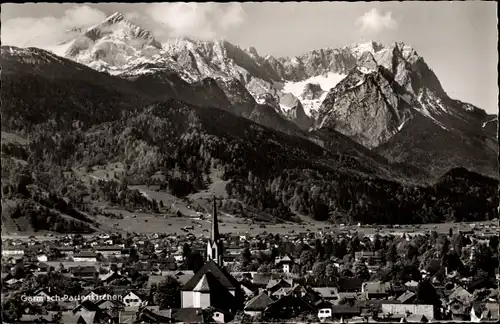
[192,273,221,292]
[182,260,240,291]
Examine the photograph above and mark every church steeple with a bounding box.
[207,196,224,266]
[211,196,219,242]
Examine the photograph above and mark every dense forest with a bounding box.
[2,98,497,232]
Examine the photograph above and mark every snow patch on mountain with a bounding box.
[482,117,498,128]
[282,72,345,97]
[416,92,449,131]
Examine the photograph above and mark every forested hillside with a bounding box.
[1,47,498,233]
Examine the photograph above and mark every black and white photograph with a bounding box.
[1,2,499,323]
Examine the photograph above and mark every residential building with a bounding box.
[73,251,98,262]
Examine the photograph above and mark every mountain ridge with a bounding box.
[1,43,498,233]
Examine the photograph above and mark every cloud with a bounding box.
[356,8,397,34]
[1,5,106,49]
[145,3,246,39]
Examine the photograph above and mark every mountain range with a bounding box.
[1,12,498,233]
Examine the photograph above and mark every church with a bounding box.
[181,197,244,313]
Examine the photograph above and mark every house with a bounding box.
[266,278,293,294]
[69,266,97,279]
[95,299,124,312]
[162,270,195,285]
[272,287,293,298]
[337,277,363,293]
[471,302,485,323]
[240,280,258,299]
[72,300,101,314]
[98,271,126,285]
[30,288,56,303]
[136,306,171,323]
[251,273,271,287]
[181,261,243,313]
[406,314,429,322]
[60,246,75,256]
[330,305,362,320]
[37,262,50,272]
[449,286,473,305]
[263,294,316,320]
[118,307,139,324]
[381,304,434,321]
[448,299,469,321]
[170,308,206,323]
[354,251,382,264]
[405,280,419,289]
[362,281,392,299]
[2,247,25,257]
[397,291,417,304]
[37,254,48,262]
[122,291,148,307]
[19,314,57,323]
[94,246,123,258]
[244,292,273,317]
[312,287,339,302]
[484,302,500,321]
[275,254,295,273]
[73,251,98,262]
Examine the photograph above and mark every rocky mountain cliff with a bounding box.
[4,12,498,181]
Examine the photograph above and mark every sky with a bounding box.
[1,2,498,114]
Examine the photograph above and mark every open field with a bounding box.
[3,161,498,239]
[3,217,498,242]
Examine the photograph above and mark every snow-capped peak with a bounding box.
[347,41,384,59]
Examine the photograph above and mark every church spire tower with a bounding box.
[211,196,219,242]
[207,196,224,266]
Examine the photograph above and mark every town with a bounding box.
[1,198,499,323]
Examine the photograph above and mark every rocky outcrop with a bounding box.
[215,77,256,118]
[301,83,324,100]
[316,66,413,148]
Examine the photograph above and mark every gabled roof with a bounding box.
[20,314,56,322]
[76,311,96,324]
[312,287,339,299]
[73,300,101,313]
[193,273,218,292]
[170,308,205,323]
[397,291,416,303]
[245,292,273,311]
[363,281,391,294]
[266,278,292,289]
[449,286,472,303]
[252,273,271,286]
[406,314,427,322]
[74,251,98,258]
[182,260,239,291]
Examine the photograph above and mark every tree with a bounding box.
[489,235,499,252]
[387,242,398,263]
[2,294,26,322]
[416,279,441,318]
[240,248,252,270]
[187,250,205,273]
[336,239,348,259]
[353,261,370,281]
[154,276,181,309]
[182,243,192,262]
